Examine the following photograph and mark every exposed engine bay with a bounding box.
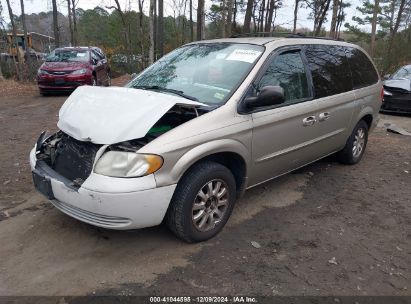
[36,106,200,187]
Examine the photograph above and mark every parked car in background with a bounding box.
[37,47,111,95]
[31,37,381,242]
[381,65,411,114]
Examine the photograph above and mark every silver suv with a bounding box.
[31,37,382,242]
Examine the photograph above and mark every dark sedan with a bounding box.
[381,65,411,114]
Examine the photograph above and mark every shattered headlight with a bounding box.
[94,152,163,178]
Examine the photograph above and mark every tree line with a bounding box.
[1,0,411,81]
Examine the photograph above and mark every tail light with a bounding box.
[381,87,384,102]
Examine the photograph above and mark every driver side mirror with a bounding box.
[383,74,391,80]
[244,85,285,109]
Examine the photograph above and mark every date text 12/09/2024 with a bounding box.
[149,297,258,303]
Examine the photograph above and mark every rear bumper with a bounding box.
[30,147,176,230]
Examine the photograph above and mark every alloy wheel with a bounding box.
[352,127,366,158]
[192,179,229,232]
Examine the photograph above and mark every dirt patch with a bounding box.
[0,79,38,98]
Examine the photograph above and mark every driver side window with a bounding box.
[258,50,311,105]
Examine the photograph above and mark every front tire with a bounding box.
[166,161,236,243]
[337,120,369,165]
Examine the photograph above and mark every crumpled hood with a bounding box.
[384,79,411,92]
[57,86,206,144]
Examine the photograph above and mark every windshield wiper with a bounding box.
[133,85,199,101]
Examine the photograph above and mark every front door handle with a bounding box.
[302,116,317,126]
[319,112,331,121]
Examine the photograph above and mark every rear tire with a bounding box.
[166,161,236,243]
[337,120,369,165]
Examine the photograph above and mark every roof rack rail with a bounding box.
[230,32,291,38]
[230,31,345,42]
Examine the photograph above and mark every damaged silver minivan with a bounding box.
[31,37,382,242]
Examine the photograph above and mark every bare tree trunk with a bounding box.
[112,0,132,71]
[71,0,78,45]
[221,0,226,37]
[5,0,23,81]
[233,0,238,32]
[154,0,157,59]
[149,0,155,64]
[197,0,205,40]
[293,0,299,33]
[314,0,331,36]
[20,0,31,80]
[158,0,164,57]
[260,0,266,32]
[138,0,145,69]
[265,0,275,32]
[189,0,194,41]
[329,0,339,38]
[336,0,344,38]
[225,0,233,37]
[252,2,257,31]
[370,0,379,57]
[264,0,270,29]
[244,0,253,33]
[51,0,60,47]
[67,0,74,45]
[386,0,406,61]
[182,0,188,44]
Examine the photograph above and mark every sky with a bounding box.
[1,0,368,33]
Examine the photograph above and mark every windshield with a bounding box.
[391,66,411,80]
[127,43,264,105]
[46,49,90,62]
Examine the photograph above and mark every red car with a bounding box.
[37,47,111,95]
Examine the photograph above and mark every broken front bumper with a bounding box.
[30,147,176,230]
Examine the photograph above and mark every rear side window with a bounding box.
[304,45,352,98]
[345,47,379,89]
[257,50,311,104]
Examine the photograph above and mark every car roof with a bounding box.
[195,37,283,45]
[190,37,357,48]
[58,46,101,50]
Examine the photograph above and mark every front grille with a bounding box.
[45,70,73,75]
[38,81,84,87]
[52,134,102,185]
[384,95,411,111]
[51,200,131,228]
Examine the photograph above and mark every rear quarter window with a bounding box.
[304,44,352,99]
[345,47,379,89]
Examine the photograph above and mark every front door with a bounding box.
[248,48,320,185]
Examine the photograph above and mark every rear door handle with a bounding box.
[319,112,331,121]
[302,116,317,126]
